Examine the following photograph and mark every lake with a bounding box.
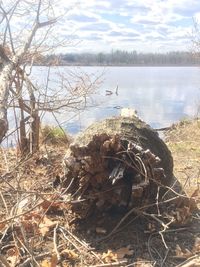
[8,66,200,136]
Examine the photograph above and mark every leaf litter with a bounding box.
[0,139,199,266]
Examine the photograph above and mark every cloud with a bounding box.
[39,0,200,53]
[68,14,98,23]
[120,37,142,42]
[84,35,103,41]
[109,31,140,37]
[134,19,158,25]
[80,22,111,32]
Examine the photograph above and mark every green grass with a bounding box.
[41,125,70,145]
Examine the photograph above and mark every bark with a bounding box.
[0,59,15,143]
[63,116,196,224]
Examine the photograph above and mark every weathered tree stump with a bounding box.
[63,115,175,217]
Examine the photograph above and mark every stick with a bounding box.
[61,227,104,263]
[18,252,51,267]
[89,261,127,267]
[98,207,142,242]
[0,201,43,224]
[176,254,200,267]
[53,223,60,261]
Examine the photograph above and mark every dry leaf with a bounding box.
[7,247,19,257]
[39,199,66,213]
[61,249,79,260]
[115,245,134,259]
[39,216,58,236]
[21,219,37,234]
[7,255,18,267]
[41,259,52,267]
[0,222,6,231]
[16,197,31,214]
[102,249,117,263]
[192,237,200,254]
[23,211,42,220]
[6,246,19,267]
[176,244,183,256]
[51,254,58,267]
[190,188,199,198]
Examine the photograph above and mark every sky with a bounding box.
[54,0,200,53]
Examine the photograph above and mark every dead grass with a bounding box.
[166,118,200,196]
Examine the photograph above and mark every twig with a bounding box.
[0,201,43,224]
[60,227,90,249]
[53,223,60,261]
[0,191,8,214]
[98,207,142,242]
[89,261,127,267]
[60,227,104,263]
[156,186,161,216]
[147,233,164,265]
[176,254,200,267]
[143,211,175,249]
[16,234,40,267]
[19,221,39,266]
[59,227,83,253]
[18,252,51,267]
[161,249,169,267]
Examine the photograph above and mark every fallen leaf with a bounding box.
[39,216,58,236]
[115,245,134,259]
[23,211,42,220]
[51,254,58,267]
[7,247,19,257]
[7,255,18,267]
[39,199,67,213]
[190,188,199,198]
[16,196,32,214]
[21,219,37,234]
[0,222,6,231]
[102,249,117,263]
[192,237,200,253]
[41,259,51,267]
[61,249,79,260]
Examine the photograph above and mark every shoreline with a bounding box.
[33,64,200,67]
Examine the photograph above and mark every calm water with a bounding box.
[71,66,200,131]
[8,66,200,136]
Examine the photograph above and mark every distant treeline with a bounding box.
[43,50,200,66]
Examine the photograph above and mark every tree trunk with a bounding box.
[0,60,15,143]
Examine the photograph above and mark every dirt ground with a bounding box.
[0,120,199,267]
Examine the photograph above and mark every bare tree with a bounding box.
[0,0,101,155]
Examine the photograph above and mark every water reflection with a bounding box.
[59,66,200,133]
[7,66,200,138]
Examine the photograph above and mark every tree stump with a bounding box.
[63,115,176,217]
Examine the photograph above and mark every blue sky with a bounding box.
[53,0,200,53]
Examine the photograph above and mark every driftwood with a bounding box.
[63,116,176,217]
